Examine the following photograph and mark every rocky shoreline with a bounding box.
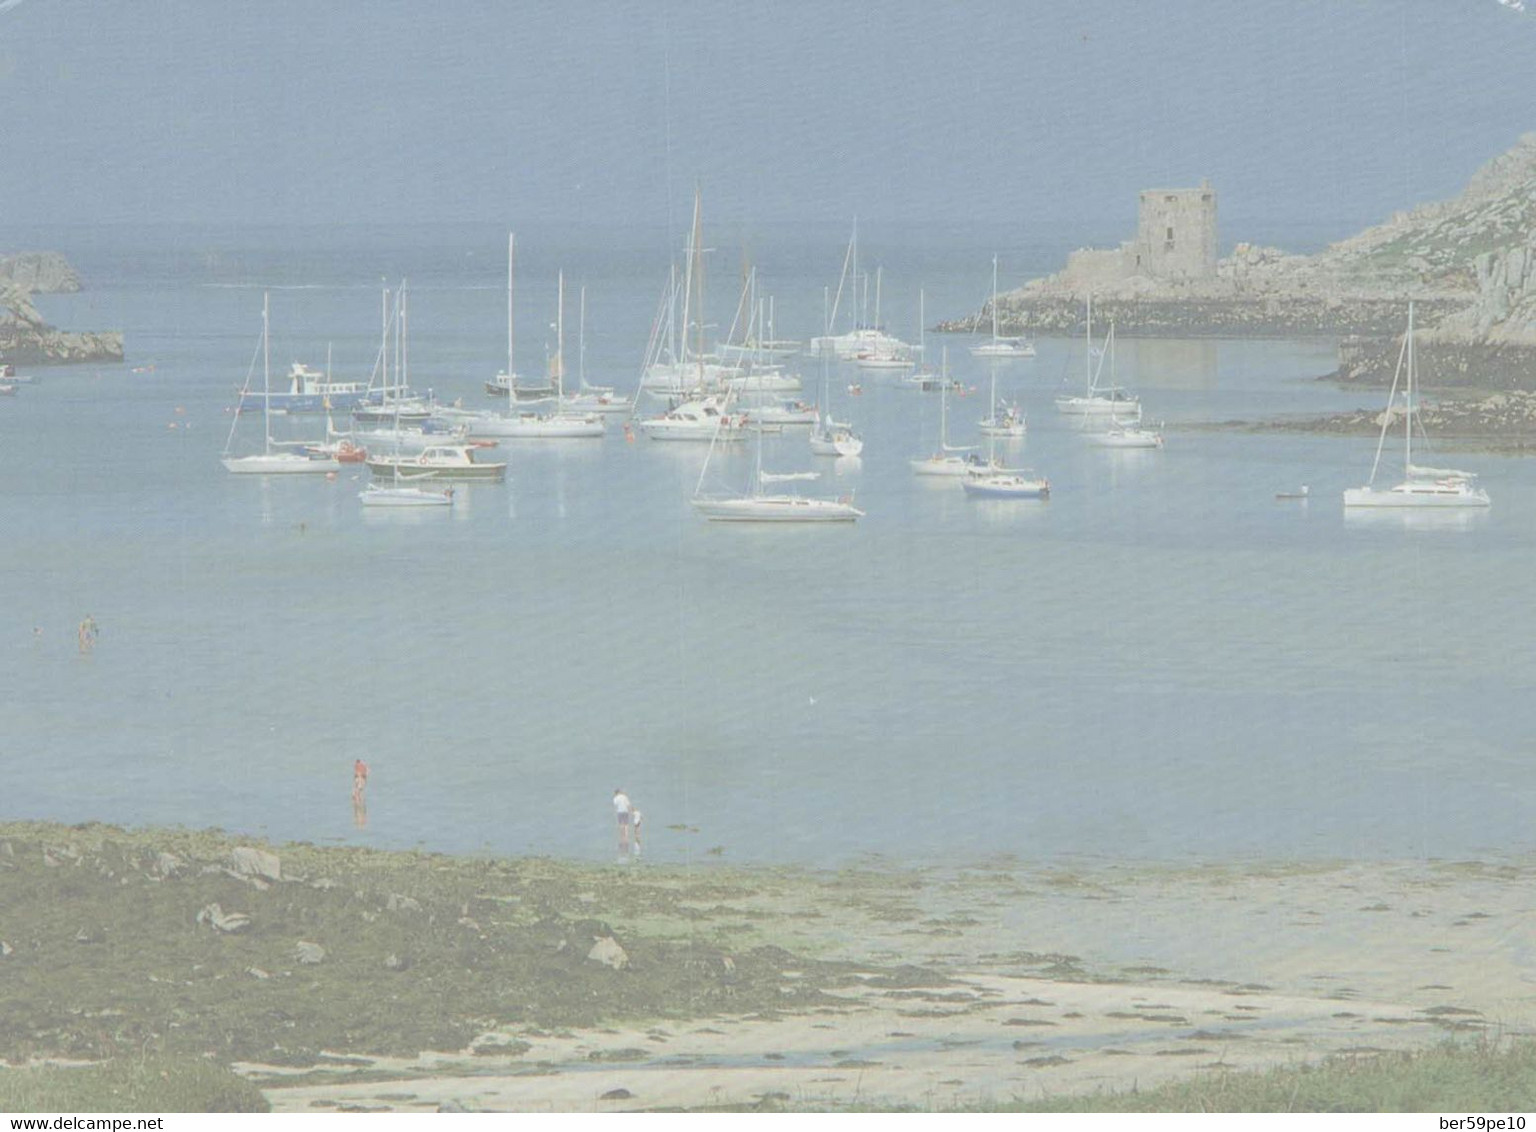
[0,253,123,366]
[3,820,1532,1112]
[0,275,123,366]
[942,134,1536,388]
[938,295,1462,341]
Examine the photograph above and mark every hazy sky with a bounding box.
[2,1,1533,241]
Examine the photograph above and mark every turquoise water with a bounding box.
[3,225,1532,865]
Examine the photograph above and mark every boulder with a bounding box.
[228,846,281,882]
[197,903,252,933]
[587,936,629,970]
[294,940,326,965]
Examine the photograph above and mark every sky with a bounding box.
[1,1,1534,245]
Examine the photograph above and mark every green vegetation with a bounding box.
[0,1057,267,1113]
[1014,1042,1536,1113]
[0,822,890,1067]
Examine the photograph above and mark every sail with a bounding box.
[759,471,820,484]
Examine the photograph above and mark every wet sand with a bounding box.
[254,856,1536,1112]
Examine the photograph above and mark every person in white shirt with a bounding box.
[612,789,633,857]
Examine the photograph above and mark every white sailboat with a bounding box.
[1055,297,1141,418]
[641,192,740,395]
[961,466,1051,499]
[484,233,557,401]
[560,285,632,414]
[465,271,604,440]
[805,288,865,456]
[1093,418,1164,448]
[978,354,1025,438]
[969,255,1036,358]
[222,294,342,475]
[692,417,862,523]
[1343,303,1490,509]
[911,349,991,476]
[360,374,455,508]
[810,220,909,359]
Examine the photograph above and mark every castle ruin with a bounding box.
[1062,180,1218,287]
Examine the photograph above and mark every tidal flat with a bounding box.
[1,821,1533,1111]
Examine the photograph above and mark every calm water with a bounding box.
[3,223,1532,866]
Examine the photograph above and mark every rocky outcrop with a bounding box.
[944,134,1536,386]
[1263,388,1536,449]
[0,251,81,293]
[0,278,123,365]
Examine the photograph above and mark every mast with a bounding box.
[1405,300,1414,476]
[262,291,272,455]
[1085,292,1093,394]
[579,283,586,392]
[555,269,565,404]
[692,188,705,388]
[992,255,999,343]
[919,288,926,365]
[381,283,389,401]
[516,231,522,382]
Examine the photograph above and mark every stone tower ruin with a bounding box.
[1129,180,1218,281]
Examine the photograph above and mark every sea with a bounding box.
[3,220,1533,868]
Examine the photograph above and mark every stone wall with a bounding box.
[1131,183,1218,281]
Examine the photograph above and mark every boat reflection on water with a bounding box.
[1342,506,1490,533]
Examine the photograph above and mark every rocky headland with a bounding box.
[0,251,82,294]
[943,134,1536,388]
[0,253,123,366]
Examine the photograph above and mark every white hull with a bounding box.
[1093,430,1162,448]
[911,455,984,477]
[222,453,341,475]
[360,485,453,507]
[970,341,1035,358]
[810,329,908,360]
[744,407,818,426]
[467,413,604,439]
[962,473,1050,499]
[979,418,1026,437]
[725,373,803,393]
[563,393,632,414]
[1055,396,1142,417]
[692,495,862,522]
[855,354,914,370]
[1343,483,1491,508]
[809,432,863,457]
[639,421,747,441]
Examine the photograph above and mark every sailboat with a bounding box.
[692,414,863,523]
[640,192,740,395]
[483,233,557,402]
[465,271,604,439]
[977,356,1025,438]
[854,268,915,370]
[808,302,865,456]
[1093,417,1164,448]
[360,367,455,509]
[911,349,991,476]
[810,219,909,359]
[560,285,632,414]
[1055,297,1141,418]
[1343,303,1490,509]
[970,256,1036,358]
[961,464,1051,499]
[222,294,341,475]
